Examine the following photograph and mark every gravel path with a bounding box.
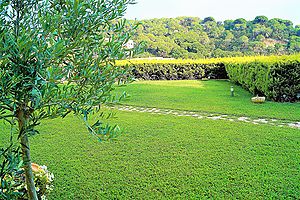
[110,105,300,130]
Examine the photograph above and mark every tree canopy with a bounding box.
[0,0,137,199]
[131,16,300,58]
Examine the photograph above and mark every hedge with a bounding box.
[117,54,300,102]
[117,59,228,80]
[225,56,300,102]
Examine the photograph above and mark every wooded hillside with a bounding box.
[131,16,300,58]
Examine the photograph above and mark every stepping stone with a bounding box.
[238,117,249,121]
[288,123,300,128]
[253,119,268,123]
[207,116,222,120]
[110,105,300,130]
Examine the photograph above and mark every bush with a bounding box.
[225,55,300,102]
[118,59,228,80]
[0,147,24,200]
[0,152,54,200]
[117,54,300,102]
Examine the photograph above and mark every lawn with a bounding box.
[115,80,300,121]
[0,80,299,199]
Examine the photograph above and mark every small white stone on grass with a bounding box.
[238,117,249,121]
[288,123,300,128]
[208,116,222,120]
[253,119,268,123]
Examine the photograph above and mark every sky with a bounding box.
[125,0,300,25]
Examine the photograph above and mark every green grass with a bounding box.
[1,111,299,199]
[0,112,300,199]
[0,80,299,199]
[115,80,300,121]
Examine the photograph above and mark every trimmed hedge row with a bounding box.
[117,54,300,102]
[130,63,227,80]
[117,59,228,80]
[226,58,300,102]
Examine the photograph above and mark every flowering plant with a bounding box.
[29,163,54,200]
[1,163,54,200]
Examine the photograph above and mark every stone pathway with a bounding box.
[109,105,300,130]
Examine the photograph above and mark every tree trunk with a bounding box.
[18,110,38,200]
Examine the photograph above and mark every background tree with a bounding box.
[0,0,138,199]
[289,36,300,51]
[253,15,269,25]
[238,35,249,51]
[129,16,300,58]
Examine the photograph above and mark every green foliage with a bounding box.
[1,158,54,200]
[0,0,137,140]
[0,0,138,198]
[289,36,300,51]
[225,55,300,102]
[0,146,24,200]
[130,16,300,58]
[118,54,300,102]
[118,59,228,80]
[253,16,269,24]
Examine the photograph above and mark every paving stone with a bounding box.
[253,119,268,123]
[238,117,249,121]
[207,116,222,120]
[111,105,300,130]
[288,123,300,128]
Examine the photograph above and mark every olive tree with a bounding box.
[0,0,138,199]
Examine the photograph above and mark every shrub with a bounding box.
[225,55,300,102]
[118,59,228,80]
[117,54,300,102]
[1,159,54,200]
